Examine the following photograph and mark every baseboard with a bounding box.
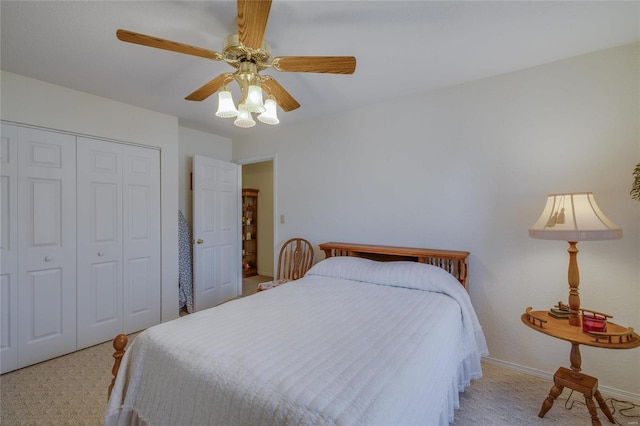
[482,357,640,404]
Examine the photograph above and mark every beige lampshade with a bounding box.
[529,192,622,241]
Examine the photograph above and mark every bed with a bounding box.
[105,242,488,426]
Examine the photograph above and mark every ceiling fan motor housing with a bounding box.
[223,33,272,71]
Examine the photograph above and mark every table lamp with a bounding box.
[529,192,622,326]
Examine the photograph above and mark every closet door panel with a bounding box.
[17,127,76,368]
[123,145,160,333]
[76,138,123,349]
[0,274,15,373]
[0,124,18,373]
[26,268,65,336]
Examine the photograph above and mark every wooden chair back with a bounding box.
[277,238,314,281]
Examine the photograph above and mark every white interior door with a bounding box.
[76,138,123,349]
[17,127,77,368]
[192,155,239,311]
[1,124,18,373]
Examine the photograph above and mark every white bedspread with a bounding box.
[106,257,488,426]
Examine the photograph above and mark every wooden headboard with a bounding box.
[318,242,470,288]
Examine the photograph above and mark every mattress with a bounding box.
[106,257,488,425]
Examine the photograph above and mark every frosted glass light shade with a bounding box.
[234,104,256,128]
[245,85,266,113]
[529,192,622,241]
[215,90,238,118]
[257,98,279,125]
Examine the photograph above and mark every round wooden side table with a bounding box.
[521,309,640,426]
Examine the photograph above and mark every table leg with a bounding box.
[542,366,615,425]
[538,383,564,418]
[584,396,602,426]
[594,390,615,424]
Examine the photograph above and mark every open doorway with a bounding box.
[240,158,275,296]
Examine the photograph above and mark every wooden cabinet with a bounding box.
[242,189,259,277]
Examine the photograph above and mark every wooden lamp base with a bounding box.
[567,241,581,326]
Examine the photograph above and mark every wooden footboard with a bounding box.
[108,334,128,400]
[319,242,470,288]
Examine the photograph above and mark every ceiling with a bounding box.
[1,1,638,139]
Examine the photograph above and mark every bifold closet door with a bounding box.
[1,124,18,374]
[76,139,124,349]
[17,127,77,368]
[121,144,160,334]
[77,138,160,349]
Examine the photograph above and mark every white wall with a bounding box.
[178,126,232,228]
[233,43,640,397]
[1,70,181,322]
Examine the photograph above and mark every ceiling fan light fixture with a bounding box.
[257,97,279,125]
[116,1,356,130]
[245,85,266,113]
[215,88,239,118]
[234,104,256,128]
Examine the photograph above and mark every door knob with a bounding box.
[196,239,204,244]
[44,256,53,262]
[98,251,104,256]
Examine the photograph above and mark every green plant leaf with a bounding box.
[632,163,640,202]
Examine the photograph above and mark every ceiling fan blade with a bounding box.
[237,0,272,50]
[185,73,234,101]
[261,77,300,112]
[116,29,222,61]
[271,56,356,74]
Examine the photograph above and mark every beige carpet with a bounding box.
[2,280,638,425]
[242,274,272,297]
[452,362,639,425]
[3,350,638,426]
[1,336,116,425]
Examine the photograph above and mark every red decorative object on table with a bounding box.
[582,313,607,333]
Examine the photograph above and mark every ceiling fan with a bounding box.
[116,0,356,126]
